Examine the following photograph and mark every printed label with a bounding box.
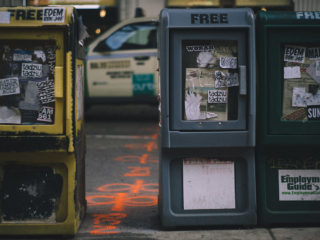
[292,87,307,107]
[279,170,320,201]
[307,105,320,120]
[220,57,237,69]
[0,77,20,96]
[208,89,227,103]
[42,7,65,23]
[37,106,54,123]
[21,63,42,78]
[0,12,10,23]
[284,66,301,79]
[36,79,55,104]
[284,45,306,63]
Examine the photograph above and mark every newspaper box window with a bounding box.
[183,40,239,121]
[0,40,56,125]
[282,45,320,121]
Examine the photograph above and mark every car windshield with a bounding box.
[103,22,157,51]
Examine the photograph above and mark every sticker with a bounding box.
[284,45,306,63]
[226,72,239,87]
[34,50,46,63]
[183,158,235,210]
[307,47,320,60]
[208,89,227,104]
[284,66,301,79]
[0,106,21,124]
[21,63,42,78]
[306,61,320,84]
[307,105,320,120]
[0,77,20,96]
[132,74,154,96]
[292,87,307,107]
[185,92,202,120]
[42,7,65,23]
[0,12,10,24]
[36,78,55,104]
[220,57,237,69]
[214,71,226,88]
[279,170,320,201]
[13,50,32,62]
[37,106,54,123]
[197,51,217,68]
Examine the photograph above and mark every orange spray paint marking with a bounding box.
[125,141,158,152]
[124,167,151,177]
[87,194,158,208]
[90,213,127,235]
[96,180,158,193]
[115,154,158,164]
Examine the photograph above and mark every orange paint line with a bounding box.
[90,225,119,235]
[111,193,128,212]
[114,154,158,164]
[124,167,151,177]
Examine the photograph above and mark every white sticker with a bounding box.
[307,61,320,84]
[208,89,227,104]
[42,7,65,23]
[183,158,235,210]
[284,45,306,63]
[279,170,320,201]
[292,87,307,107]
[220,57,237,69]
[37,106,54,123]
[284,66,301,79]
[0,77,20,96]
[21,63,42,78]
[36,79,55,104]
[307,47,320,60]
[0,12,10,24]
[214,71,226,88]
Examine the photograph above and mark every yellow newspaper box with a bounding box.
[0,6,86,235]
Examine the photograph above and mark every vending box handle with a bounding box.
[239,65,247,96]
[54,66,64,98]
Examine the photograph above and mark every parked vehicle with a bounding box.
[85,17,159,106]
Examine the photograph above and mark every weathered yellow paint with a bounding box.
[0,152,82,235]
[66,51,74,153]
[0,6,74,27]
[54,66,64,98]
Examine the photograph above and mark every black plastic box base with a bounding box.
[159,147,257,227]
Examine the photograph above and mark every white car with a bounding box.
[85,16,159,105]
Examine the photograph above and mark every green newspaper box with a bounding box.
[256,11,320,226]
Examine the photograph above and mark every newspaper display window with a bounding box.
[182,40,239,121]
[0,40,56,125]
[282,44,320,121]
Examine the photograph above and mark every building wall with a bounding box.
[293,0,320,11]
[119,0,165,21]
